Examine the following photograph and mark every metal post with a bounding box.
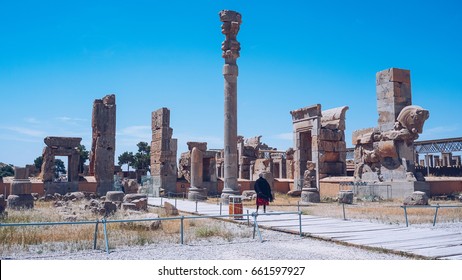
[433,204,440,226]
[175,198,177,208]
[403,206,409,227]
[219,202,222,215]
[93,220,99,250]
[298,211,303,237]
[180,216,184,245]
[195,200,198,213]
[342,203,346,220]
[102,218,109,254]
[160,196,163,206]
[252,213,263,242]
[247,210,250,226]
[426,153,430,176]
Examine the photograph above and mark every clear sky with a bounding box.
[1,0,461,167]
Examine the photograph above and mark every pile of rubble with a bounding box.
[36,191,149,218]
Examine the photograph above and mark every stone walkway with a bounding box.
[148,197,462,260]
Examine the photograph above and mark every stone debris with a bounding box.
[403,191,429,206]
[164,201,179,216]
[105,191,125,203]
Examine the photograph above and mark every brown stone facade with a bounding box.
[290,104,349,202]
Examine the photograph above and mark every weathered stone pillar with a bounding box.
[91,94,116,196]
[151,108,178,195]
[188,147,206,200]
[219,10,242,201]
[8,166,34,209]
[376,68,412,132]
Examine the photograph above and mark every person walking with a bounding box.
[254,173,273,213]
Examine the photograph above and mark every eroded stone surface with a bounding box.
[353,68,429,184]
[90,94,116,196]
[151,108,178,194]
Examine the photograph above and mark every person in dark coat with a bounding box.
[254,173,273,213]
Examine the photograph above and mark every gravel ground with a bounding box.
[2,225,415,260]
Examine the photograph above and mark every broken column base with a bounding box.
[44,182,79,196]
[7,194,34,210]
[188,187,207,201]
[300,188,320,203]
[354,181,430,200]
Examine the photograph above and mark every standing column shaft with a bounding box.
[219,10,242,198]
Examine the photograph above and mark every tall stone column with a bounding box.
[91,94,116,196]
[188,147,206,200]
[219,10,242,201]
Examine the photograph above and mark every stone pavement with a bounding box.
[148,197,462,260]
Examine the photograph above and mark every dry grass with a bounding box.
[0,200,251,257]
[240,193,462,225]
[2,194,461,257]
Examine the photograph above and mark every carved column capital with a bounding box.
[219,10,242,61]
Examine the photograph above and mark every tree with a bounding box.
[77,144,90,173]
[133,141,151,172]
[0,163,14,178]
[34,156,43,171]
[118,151,135,172]
[53,159,66,179]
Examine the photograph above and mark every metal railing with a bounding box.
[400,204,462,227]
[0,210,303,255]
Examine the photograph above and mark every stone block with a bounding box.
[318,141,346,152]
[10,179,32,195]
[319,151,340,163]
[106,191,125,202]
[318,162,345,175]
[103,201,117,215]
[164,201,179,216]
[352,128,374,145]
[124,193,148,203]
[7,194,34,210]
[121,203,138,211]
[187,142,207,152]
[319,129,344,141]
[300,189,320,203]
[403,191,429,206]
[376,68,410,85]
[290,104,322,122]
[44,137,82,149]
[152,108,170,129]
[0,194,7,213]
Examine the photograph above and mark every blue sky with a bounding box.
[1,0,461,167]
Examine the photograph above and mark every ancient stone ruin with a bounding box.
[8,166,34,209]
[90,94,116,196]
[150,107,178,195]
[40,137,81,195]
[220,10,242,201]
[352,68,430,197]
[290,104,349,202]
[178,142,219,200]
